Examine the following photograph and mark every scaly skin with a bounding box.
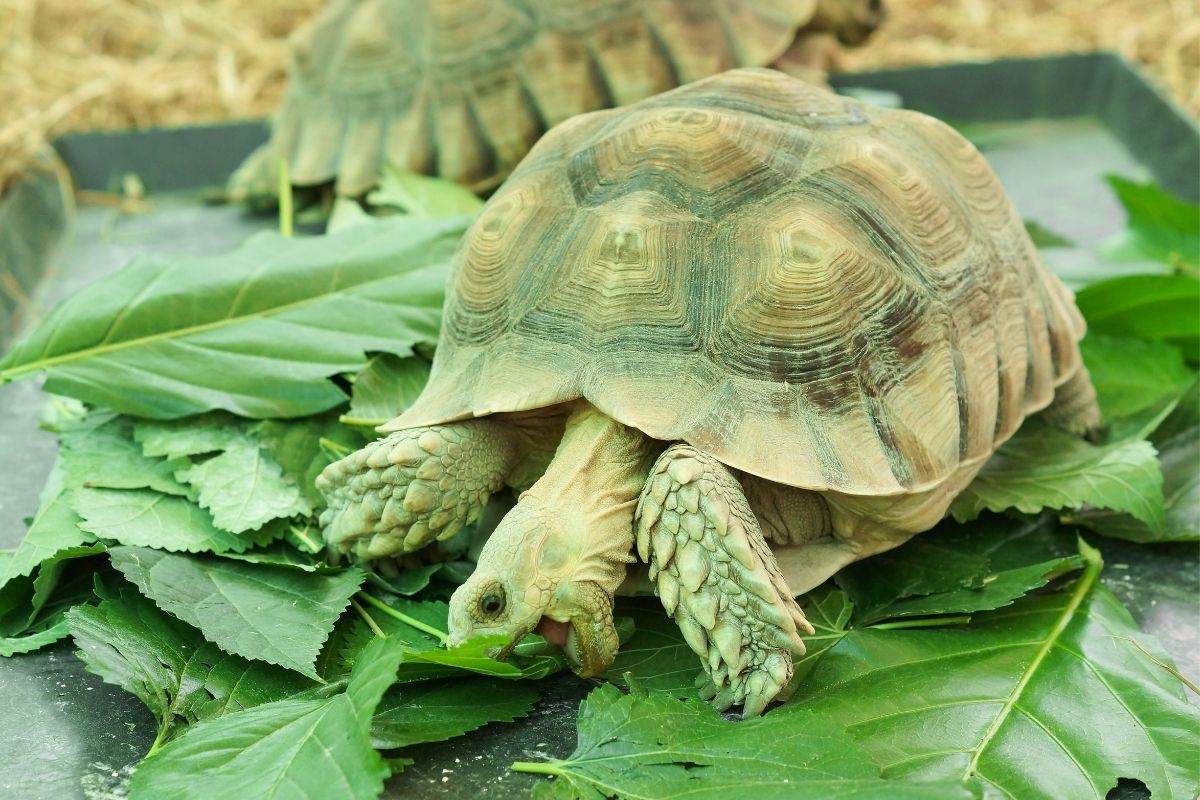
[317,419,520,559]
[446,405,657,676]
[636,444,814,718]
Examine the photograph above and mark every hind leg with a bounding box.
[318,419,521,560]
[635,444,813,717]
[1041,365,1103,437]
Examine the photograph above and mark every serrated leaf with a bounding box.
[836,516,1082,623]
[73,488,259,553]
[951,422,1163,531]
[370,677,539,749]
[134,414,246,460]
[1070,391,1199,542]
[68,592,310,746]
[129,635,404,800]
[109,546,364,679]
[178,438,310,533]
[344,353,431,427]
[0,458,93,591]
[1080,334,1196,420]
[0,615,71,656]
[520,683,971,800]
[604,600,701,696]
[254,414,361,509]
[0,216,468,418]
[1075,274,1200,362]
[786,543,1200,799]
[368,166,484,218]
[1100,176,1199,274]
[61,416,190,496]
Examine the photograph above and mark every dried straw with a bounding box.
[1,0,1195,193]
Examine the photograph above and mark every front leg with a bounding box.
[317,419,520,559]
[635,444,814,717]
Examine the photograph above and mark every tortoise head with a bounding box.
[446,496,621,677]
[814,0,887,46]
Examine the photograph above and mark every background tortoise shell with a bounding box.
[264,0,871,195]
[389,68,1087,498]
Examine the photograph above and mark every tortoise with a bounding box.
[231,0,885,198]
[316,68,1101,716]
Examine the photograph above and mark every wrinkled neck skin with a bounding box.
[447,403,659,676]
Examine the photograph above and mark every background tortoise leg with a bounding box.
[317,419,520,560]
[635,444,814,717]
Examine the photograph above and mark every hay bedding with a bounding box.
[0,0,1196,192]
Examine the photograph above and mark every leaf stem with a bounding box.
[278,157,293,238]
[146,720,173,758]
[870,615,973,630]
[510,761,564,777]
[349,597,387,639]
[962,538,1102,780]
[356,592,448,643]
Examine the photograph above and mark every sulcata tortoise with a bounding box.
[232,0,885,198]
[317,68,1102,716]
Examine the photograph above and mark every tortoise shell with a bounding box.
[267,0,830,195]
[388,68,1087,497]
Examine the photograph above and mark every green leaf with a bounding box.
[128,635,404,800]
[0,216,468,418]
[134,414,246,460]
[1080,334,1195,420]
[73,488,259,553]
[68,592,311,747]
[515,683,971,800]
[604,600,701,696]
[109,546,364,679]
[785,542,1200,799]
[61,417,190,496]
[178,438,311,533]
[950,421,1163,532]
[1075,274,1200,362]
[1100,176,1199,275]
[1070,385,1199,541]
[254,414,362,509]
[343,353,431,427]
[365,563,442,596]
[837,516,1083,623]
[0,458,93,591]
[1023,220,1074,249]
[368,166,484,218]
[327,197,375,234]
[0,615,71,656]
[370,677,539,749]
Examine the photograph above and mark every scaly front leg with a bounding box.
[636,444,814,717]
[317,419,520,559]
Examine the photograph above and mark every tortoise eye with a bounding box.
[480,591,506,617]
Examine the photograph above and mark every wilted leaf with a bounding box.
[109,546,364,679]
[69,592,310,746]
[371,677,540,749]
[128,635,404,800]
[516,683,971,800]
[0,216,467,418]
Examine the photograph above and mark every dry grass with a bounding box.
[1,0,1196,191]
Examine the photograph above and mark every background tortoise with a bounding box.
[317,68,1101,716]
[232,0,885,198]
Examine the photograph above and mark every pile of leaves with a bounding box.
[0,169,1196,799]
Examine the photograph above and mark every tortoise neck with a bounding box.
[518,404,659,589]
